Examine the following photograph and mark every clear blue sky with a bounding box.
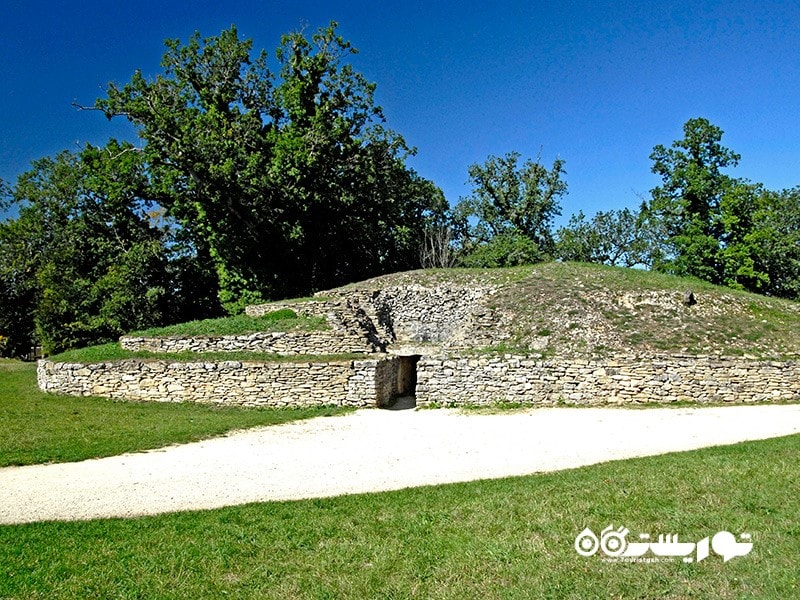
[2,0,799,225]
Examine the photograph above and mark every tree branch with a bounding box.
[72,100,132,119]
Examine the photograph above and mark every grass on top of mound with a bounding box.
[477,262,800,359]
[325,262,800,358]
[128,308,328,338]
[47,343,364,364]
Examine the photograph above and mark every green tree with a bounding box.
[97,23,444,309]
[745,187,800,300]
[0,213,40,357]
[641,117,800,297]
[555,208,652,268]
[2,143,199,355]
[644,117,741,282]
[455,151,566,266]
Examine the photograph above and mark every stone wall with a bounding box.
[120,330,375,356]
[38,352,800,408]
[245,299,389,351]
[345,355,400,408]
[246,284,511,350]
[319,284,500,347]
[416,354,800,406]
[38,356,399,408]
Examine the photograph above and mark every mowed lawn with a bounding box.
[0,360,350,467]
[1,359,799,598]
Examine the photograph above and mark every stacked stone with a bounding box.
[38,358,396,408]
[415,354,800,406]
[120,330,376,356]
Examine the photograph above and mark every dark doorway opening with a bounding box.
[383,355,420,410]
[397,355,420,397]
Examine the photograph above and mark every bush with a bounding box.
[458,232,546,268]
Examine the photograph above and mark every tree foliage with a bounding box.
[97,22,446,309]
[642,117,743,282]
[735,186,800,298]
[550,117,799,301]
[636,117,800,298]
[555,208,653,268]
[0,143,217,356]
[454,151,566,266]
[8,54,800,357]
[1,22,448,354]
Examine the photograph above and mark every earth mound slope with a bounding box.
[320,262,800,358]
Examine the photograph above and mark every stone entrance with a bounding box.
[396,355,420,397]
[379,354,420,410]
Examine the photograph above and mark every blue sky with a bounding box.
[2,0,799,225]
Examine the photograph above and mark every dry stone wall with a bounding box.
[38,351,800,408]
[247,283,510,349]
[120,330,375,356]
[38,356,400,408]
[345,356,400,408]
[416,354,800,406]
[320,284,501,347]
[246,299,389,351]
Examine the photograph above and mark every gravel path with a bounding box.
[2,404,800,524]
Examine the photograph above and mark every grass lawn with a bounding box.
[0,360,350,467]
[2,357,798,598]
[1,433,798,598]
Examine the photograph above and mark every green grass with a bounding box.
[481,262,800,358]
[48,342,364,364]
[0,361,351,467]
[327,265,539,292]
[2,357,797,597]
[1,432,797,598]
[129,308,328,337]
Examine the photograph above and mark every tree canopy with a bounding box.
[454,151,567,267]
[0,143,214,355]
[554,116,800,301]
[4,30,800,360]
[97,22,446,309]
[0,22,448,355]
[555,208,652,268]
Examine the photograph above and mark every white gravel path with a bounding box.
[2,404,800,524]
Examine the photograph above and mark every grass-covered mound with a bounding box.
[329,262,800,358]
[49,262,800,361]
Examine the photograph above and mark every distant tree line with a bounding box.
[1,23,799,358]
[554,118,800,300]
[423,117,800,302]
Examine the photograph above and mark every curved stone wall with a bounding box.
[315,284,502,347]
[416,354,800,406]
[39,352,800,408]
[38,356,401,408]
[120,330,376,356]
